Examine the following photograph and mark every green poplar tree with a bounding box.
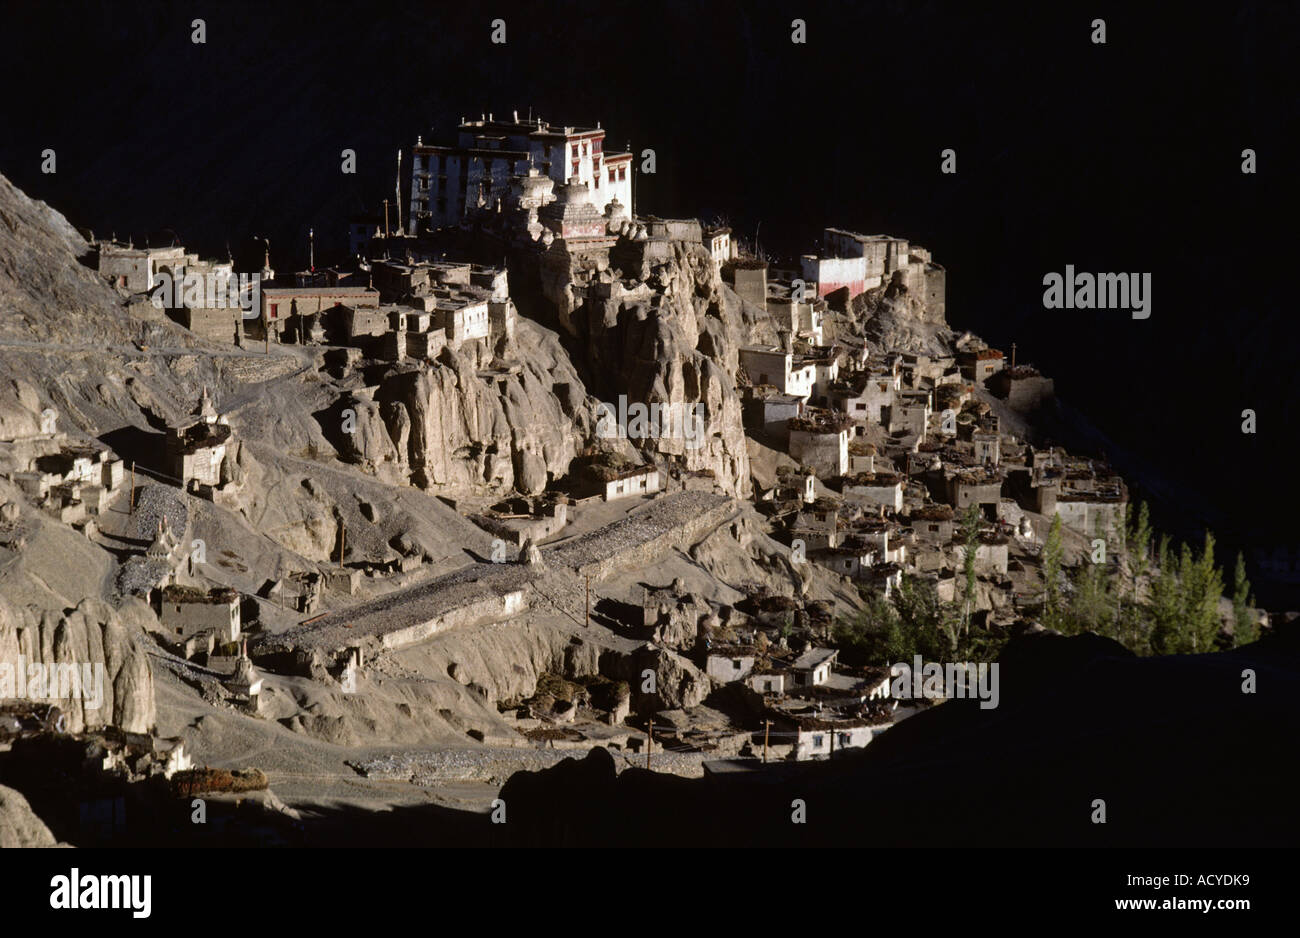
[1042,514,1064,630]
[1231,552,1258,646]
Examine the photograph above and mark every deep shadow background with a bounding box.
[2,0,1298,596]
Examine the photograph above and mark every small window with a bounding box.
[812,734,824,748]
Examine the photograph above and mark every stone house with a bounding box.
[159,585,241,646]
[706,646,758,683]
[739,346,816,401]
[742,386,803,441]
[839,472,904,512]
[261,286,380,341]
[722,259,768,308]
[778,713,884,761]
[790,502,840,551]
[847,440,876,475]
[958,348,1006,384]
[790,647,837,688]
[830,371,897,425]
[703,226,735,268]
[909,504,956,544]
[811,543,877,580]
[973,430,1001,467]
[945,468,1004,520]
[97,243,187,293]
[951,534,1010,575]
[787,411,851,478]
[887,390,932,438]
[747,668,789,695]
[602,466,660,501]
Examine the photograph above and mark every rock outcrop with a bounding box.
[0,783,58,848]
[547,238,755,497]
[850,273,953,355]
[335,319,593,495]
[0,594,157,734]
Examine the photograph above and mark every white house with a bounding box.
[706,649,757,683]
[791,647,837,687]
[604,466,660,501]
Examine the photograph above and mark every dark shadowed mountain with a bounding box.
[2,0,1298,595]
[486,627,1300,847]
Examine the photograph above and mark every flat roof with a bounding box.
[263,286,378,296]
[792,647,837,670]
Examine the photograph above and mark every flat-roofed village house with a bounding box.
[159,585,241,645]
[832,371,898,425]
[787,411,851,478]
[840,472,904,512]
[703,226,736,268]
[785,716,885,761]
[97,243,187,293]
[706,646,758,683]
[959,348,1006,385]
[739,346,817,402]
[261,285,380,342]
[791,647,837,688]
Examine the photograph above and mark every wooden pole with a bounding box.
[585,575,590,628]
[129,462,135,513]
[646,718,653,771]
[339,523,345,566]
[763,720,771,764]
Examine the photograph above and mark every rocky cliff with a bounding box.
[535,238,759,497]
[0,594,156,734]
[849,271,954,355]
[335,321,593,495]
